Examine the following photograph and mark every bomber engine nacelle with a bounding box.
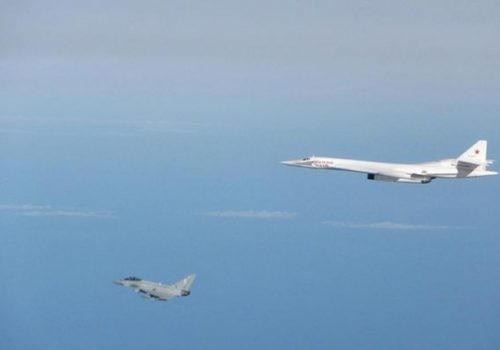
[367,174,431,184]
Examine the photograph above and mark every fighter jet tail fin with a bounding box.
[457,140,488,166]
[173,274,196,291]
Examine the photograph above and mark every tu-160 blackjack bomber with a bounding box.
[114,274,196,301]
[282,140,497,184]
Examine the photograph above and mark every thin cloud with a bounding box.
[322,220,471,230]
[203,210,297,220]
[0,204,114,218]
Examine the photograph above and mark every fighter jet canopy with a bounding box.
[124,276,141,281]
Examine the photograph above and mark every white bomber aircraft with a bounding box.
[282,140,497,184]
[114,274,196,301]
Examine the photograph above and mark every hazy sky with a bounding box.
[1,1,499,349]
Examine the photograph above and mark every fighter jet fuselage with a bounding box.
[114,274,195,301]
[282,140,497,184]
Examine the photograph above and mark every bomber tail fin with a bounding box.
[173,274,196,291]
[456,140,497,177]
[457,140,488,166]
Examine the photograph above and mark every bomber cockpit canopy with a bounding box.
[124,276,141,281]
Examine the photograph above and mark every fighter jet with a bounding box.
[114,274,195,301]
[282,140,497,184]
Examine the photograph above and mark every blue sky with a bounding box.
[1,1,500,349]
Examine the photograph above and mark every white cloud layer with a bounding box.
[0,204,114,218]
[322,220,470,230]
[203,210,297,220]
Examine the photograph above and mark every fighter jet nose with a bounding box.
[281,160,298,166]
[113,280,124,286]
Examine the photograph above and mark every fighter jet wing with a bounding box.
[140,293,169,301]
[149,290,178,301]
